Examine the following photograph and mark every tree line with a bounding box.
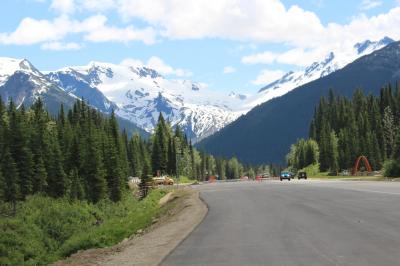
[287,85,400,176]
[143,111,270,182]
[0,97,264,208]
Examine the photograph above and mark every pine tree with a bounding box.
[248,168,255,179]
[328,131,339,173]
[86,132,107,203]
[167,138,176,175]
[0,96,5,162]
[105,137,123,202]
[47,137,67,198]
[32,154,48,193]
[2,147,19,213]
[109,111,129,178]
[0,169,3,201]
[0,97,252,203]
[228,158,240,179]
[151,113,168,174]
[8,102,34,199]
[394,131,400,162]
[69,168,85,201]
[139,147,152,199]
[129,134,143,177]
[383,106,395,159]
[318,120,331,171]
[216,158,226,180]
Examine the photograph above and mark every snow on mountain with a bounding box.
[0,57,73,107]
[48,61,244,141]
[242,37,395,110]
[45,67,118,114]
[0,37,394,141]
[0,57,45,87]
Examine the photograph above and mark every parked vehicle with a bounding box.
[152,176,174,186]
[280,171,293,181]
[297,172,307,180]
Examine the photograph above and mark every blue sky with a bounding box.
[1,0,399,94]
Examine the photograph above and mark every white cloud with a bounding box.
[117,0,324,45]
[121,56,192,77]
[242,48,324,67]
[120,58,144,67]
[360,0,382,10]
[147,56,191,77]
[2,0,400,63]
[0,15,156,46]
[81,0,115,12]
[241,6,400,67]
[115,0,400,50]
[51,0,76,14]
[242,51,277,64]
[321,8,400,50]
[252,69,285,85]
[223,66,236,74]
[50,0,116,13]
[84,24,156,44]
[0,16,73,45]
[41,41,83,50]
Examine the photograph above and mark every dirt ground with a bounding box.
[52,188,207,266]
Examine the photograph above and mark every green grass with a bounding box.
[0,189,167,266]
[174,175,196,184]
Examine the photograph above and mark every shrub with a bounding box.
[383,160,400,177]
[300,163,320,177]
[0,190,166,265]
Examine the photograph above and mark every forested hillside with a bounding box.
[0,97,258,207]
[287,86,400,177]
[0,97,261,265]
[198,41,400,164]
[309,86,400,174]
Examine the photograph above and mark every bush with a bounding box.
[383,160,400,177]
[300,163,320,177]
[0,190,166,266]
[175,176,195,184]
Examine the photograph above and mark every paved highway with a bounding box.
[162,180,400,266]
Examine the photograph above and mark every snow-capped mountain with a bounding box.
[47,62,244,141]
[45,68,118,114]
[0,37,394,142]
[0,57,148,137]
[242,36,395,109]
[0,57,76,110]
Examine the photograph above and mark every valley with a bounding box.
[2,2,400,266]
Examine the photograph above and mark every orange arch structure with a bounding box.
[352,156,372,175]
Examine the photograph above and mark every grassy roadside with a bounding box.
[0,189,168,266]
[174,175,196,184]
[298,165,396,181]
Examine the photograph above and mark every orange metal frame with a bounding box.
[352,156,372,175]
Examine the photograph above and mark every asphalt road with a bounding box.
[162,180,400,266]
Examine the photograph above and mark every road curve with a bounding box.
[162,180,400,266]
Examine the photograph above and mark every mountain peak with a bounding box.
[0,57,42,86]
[378,36,395,46]
[253,36,394,106]
[354,36,394,55]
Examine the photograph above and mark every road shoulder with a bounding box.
[52,188,208,266]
